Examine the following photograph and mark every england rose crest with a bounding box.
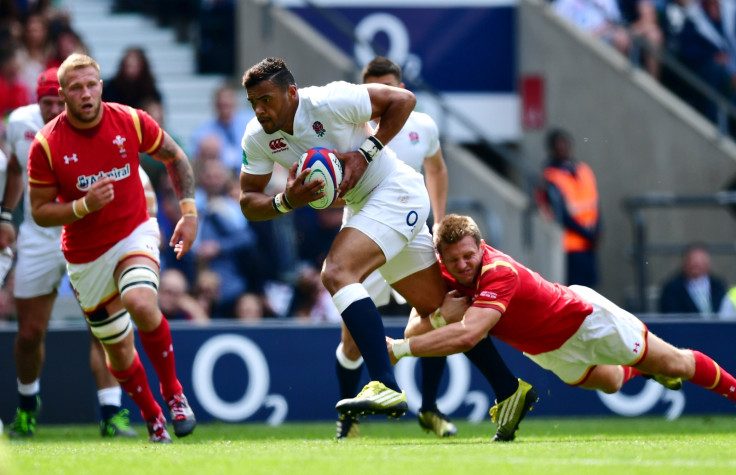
[312,121,326,137]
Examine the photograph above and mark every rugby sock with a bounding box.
[688,350,736,402]
[464,337,518,401]
[336,343,364,399]
[98,386,123,420]
[17,378,40,411]
[138,316,183,399]
[108,352,161,421]
[420,356,446,412]
[622,366,644,384]
[333,284,399,392]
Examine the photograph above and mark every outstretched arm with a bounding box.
[152,132,197,259]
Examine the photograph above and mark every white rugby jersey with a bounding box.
[6,104,61,239]
[241,81,401,204]
[381,111,440,173]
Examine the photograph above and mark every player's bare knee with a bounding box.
[16,321,47,344]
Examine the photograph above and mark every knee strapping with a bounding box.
[118,265,159,298]
[88,309,132,344]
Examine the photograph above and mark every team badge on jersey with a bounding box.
[409,131,420,144]
[113,135,127,157]
[312,121,326,137]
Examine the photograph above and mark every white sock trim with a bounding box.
[97,386,122,407]
[17,378,40,396]
[336,342,364,370]
[332,283,370,314]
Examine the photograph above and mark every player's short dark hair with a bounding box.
[362,57,402,83]
[242,57,296,91]
[434,214,483,255]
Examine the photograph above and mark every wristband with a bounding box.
[273,193,291,214]
[392,338,413,360]
[81,196,91,214]
[429,308,448,329]
[281,192,294,210]
[0,207,12,224]
[358,136,384,164]
[179,198,197,217]
[72,199,86,219]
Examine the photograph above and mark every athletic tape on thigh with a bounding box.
[87,308,132,344]
[118,265,159,298]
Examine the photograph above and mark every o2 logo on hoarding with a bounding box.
[597,380,685,420]
[191,334,287,425]
[353,13,422,82]
[395,354,490,422]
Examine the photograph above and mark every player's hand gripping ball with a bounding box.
[296,147,343,209]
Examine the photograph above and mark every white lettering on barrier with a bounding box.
[354,13,422,82]
[192,334,287,422]
[597,380,685,420]
[395,353,488,420]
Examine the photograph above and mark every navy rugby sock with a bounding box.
[420,356,447,412]
[336,360,364,400]
[464,337,518,401]
[337,296,399,391]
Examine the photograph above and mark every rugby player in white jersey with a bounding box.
[3,67,159,438]
[333,57,533,440]
[239,57,535,441]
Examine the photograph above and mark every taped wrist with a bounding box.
[358,136,384,164]
[429,308,448,329]
[392,338,413,360]
[272,192,292,214]
[0,207,12,224]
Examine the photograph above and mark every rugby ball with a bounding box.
[296,147,343,209]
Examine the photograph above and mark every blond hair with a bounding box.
[434,214,482,255]
[57,53,100,87]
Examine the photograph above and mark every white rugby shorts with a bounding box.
[525,285,648,385]
[67,219,160,313]
[343,161,437,285]
[0,247,13,288]
[13,223,66,299]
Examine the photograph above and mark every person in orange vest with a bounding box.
[541,128,601,288]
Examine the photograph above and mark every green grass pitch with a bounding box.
[3,416,735,475]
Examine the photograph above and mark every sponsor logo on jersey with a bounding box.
[113,135,127,157]
[312,121,326,137]
[63,153,79,164]
[269,138,287,152]
[25,130,35,140]
[409,131,420,144]
[242,150,248,165]
[76,163,131,191]
[479,290,497,300]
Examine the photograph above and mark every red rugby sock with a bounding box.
[688,350,736,402]
[622,366,644,384]
[108,352,161,421]
[138,316,183,399]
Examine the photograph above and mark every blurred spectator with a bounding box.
[0,46,33,118]
[193,159,258,318]
[45,25,87,69]
[156,169,197,283]
[193,269,222,318]
[103,47,162,109]
[196,0,235,74]
[193,133,224,163]
[659,243,727,315]
[676,0,736,123]
[189,82,254,174]
[233,292,265,321]
[538,128,601,288]
[293,206,344,270]
[159,268,209,323]
[717,285,736,320]
[553,0,632,58]
[289,264,341,324]
[617,0,664,78]
[17,14,50,97]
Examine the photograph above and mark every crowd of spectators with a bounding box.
[552,0,736,132]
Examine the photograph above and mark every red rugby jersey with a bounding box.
[28,102,163,263]
[441,243,593,354]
